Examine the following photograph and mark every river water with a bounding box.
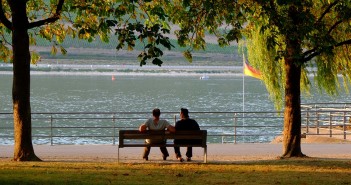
[0,73,350,144]
[0,74,275,112]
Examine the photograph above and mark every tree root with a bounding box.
[13,154,42,162]
[279,153,308,159]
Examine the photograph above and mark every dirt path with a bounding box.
[1,143,351,163]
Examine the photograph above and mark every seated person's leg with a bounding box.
[160,147,169,160]
[186,147,193,161]
[143,146,151,160]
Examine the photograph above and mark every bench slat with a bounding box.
[119,144,205,148]
[122,135,203,140]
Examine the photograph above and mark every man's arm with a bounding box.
[139,124,147,132]
[167,125,175,133]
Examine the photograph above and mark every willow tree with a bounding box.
[243,0,351,157]
[166,0,351,158]
[0,0,172,161]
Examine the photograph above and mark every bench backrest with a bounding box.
[119,130,207,147]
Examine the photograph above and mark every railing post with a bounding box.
[113,114,116,145]
[306,108,310,133]
[329,112,332,137]
[174,114,177,124]
[234,113,237,144]
[316,112,320,135]
[342,111,346,139]
[50,115,53,146]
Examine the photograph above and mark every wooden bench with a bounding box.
[118,130,207,163]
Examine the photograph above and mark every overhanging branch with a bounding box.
[328,20,343,35]
[335,39,351,47]
[316,0,340,23]
[0,0,12,29]
[302,38,351,62]
[28,0,64,29]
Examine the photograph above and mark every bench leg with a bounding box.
[204,146,207,163]
[118,147,120,163]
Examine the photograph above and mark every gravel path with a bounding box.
[1,143,351,163]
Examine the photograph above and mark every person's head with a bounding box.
[152,108,161,118]
[180,108,189,119]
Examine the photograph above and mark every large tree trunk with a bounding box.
[281,4,305,158]
[11,1,40,161]
[281,24,305,157]
[281,59,305,157]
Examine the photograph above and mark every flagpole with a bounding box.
[242,53,245,126]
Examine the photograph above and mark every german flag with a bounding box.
[243,55,262,80]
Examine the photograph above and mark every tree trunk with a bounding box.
[280,4,306,158]
[281,31,305,157]
[11,1,40,161]
[281,59,305,157]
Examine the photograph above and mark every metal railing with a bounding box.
[1,103,351,145]
[301,103,351,140]
[0,111,284,145]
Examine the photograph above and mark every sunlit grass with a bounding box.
[0,159,350,185]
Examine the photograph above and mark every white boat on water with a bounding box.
[200,75,209,80]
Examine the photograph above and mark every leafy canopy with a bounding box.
[243,0,351,109]
[0,0,174,66]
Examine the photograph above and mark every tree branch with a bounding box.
[316,0,340,23]
[303,39,351,62]
[334,39,351,47]
[28,0,64,29]
[302,47,317,61]
[0,0,12,29]
[303,48,323,62]
[328,20,343,35]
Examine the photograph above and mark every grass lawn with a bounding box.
[0,159,350,185]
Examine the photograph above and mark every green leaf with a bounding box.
[30,52,41,64]
[51,45,57,55]
[60,46,67,55]
[218,38,227,47]
[106,20,117,27]
[152,58,163,66]
[154,47,163,56]
[160,38,174,50]
[183,50,192,63]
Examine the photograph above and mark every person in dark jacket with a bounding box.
[174,108,200,162]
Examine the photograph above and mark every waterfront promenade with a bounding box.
[1,143,351,163]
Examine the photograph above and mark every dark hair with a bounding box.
[180,108,189,118]
[152,108,161,117]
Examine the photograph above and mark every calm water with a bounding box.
[1,74,350,144]
[0,75,275,113]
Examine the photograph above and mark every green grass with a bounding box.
[0,159,351,185]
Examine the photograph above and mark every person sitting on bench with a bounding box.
[139,108,175,161]
[174,108,200,162]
